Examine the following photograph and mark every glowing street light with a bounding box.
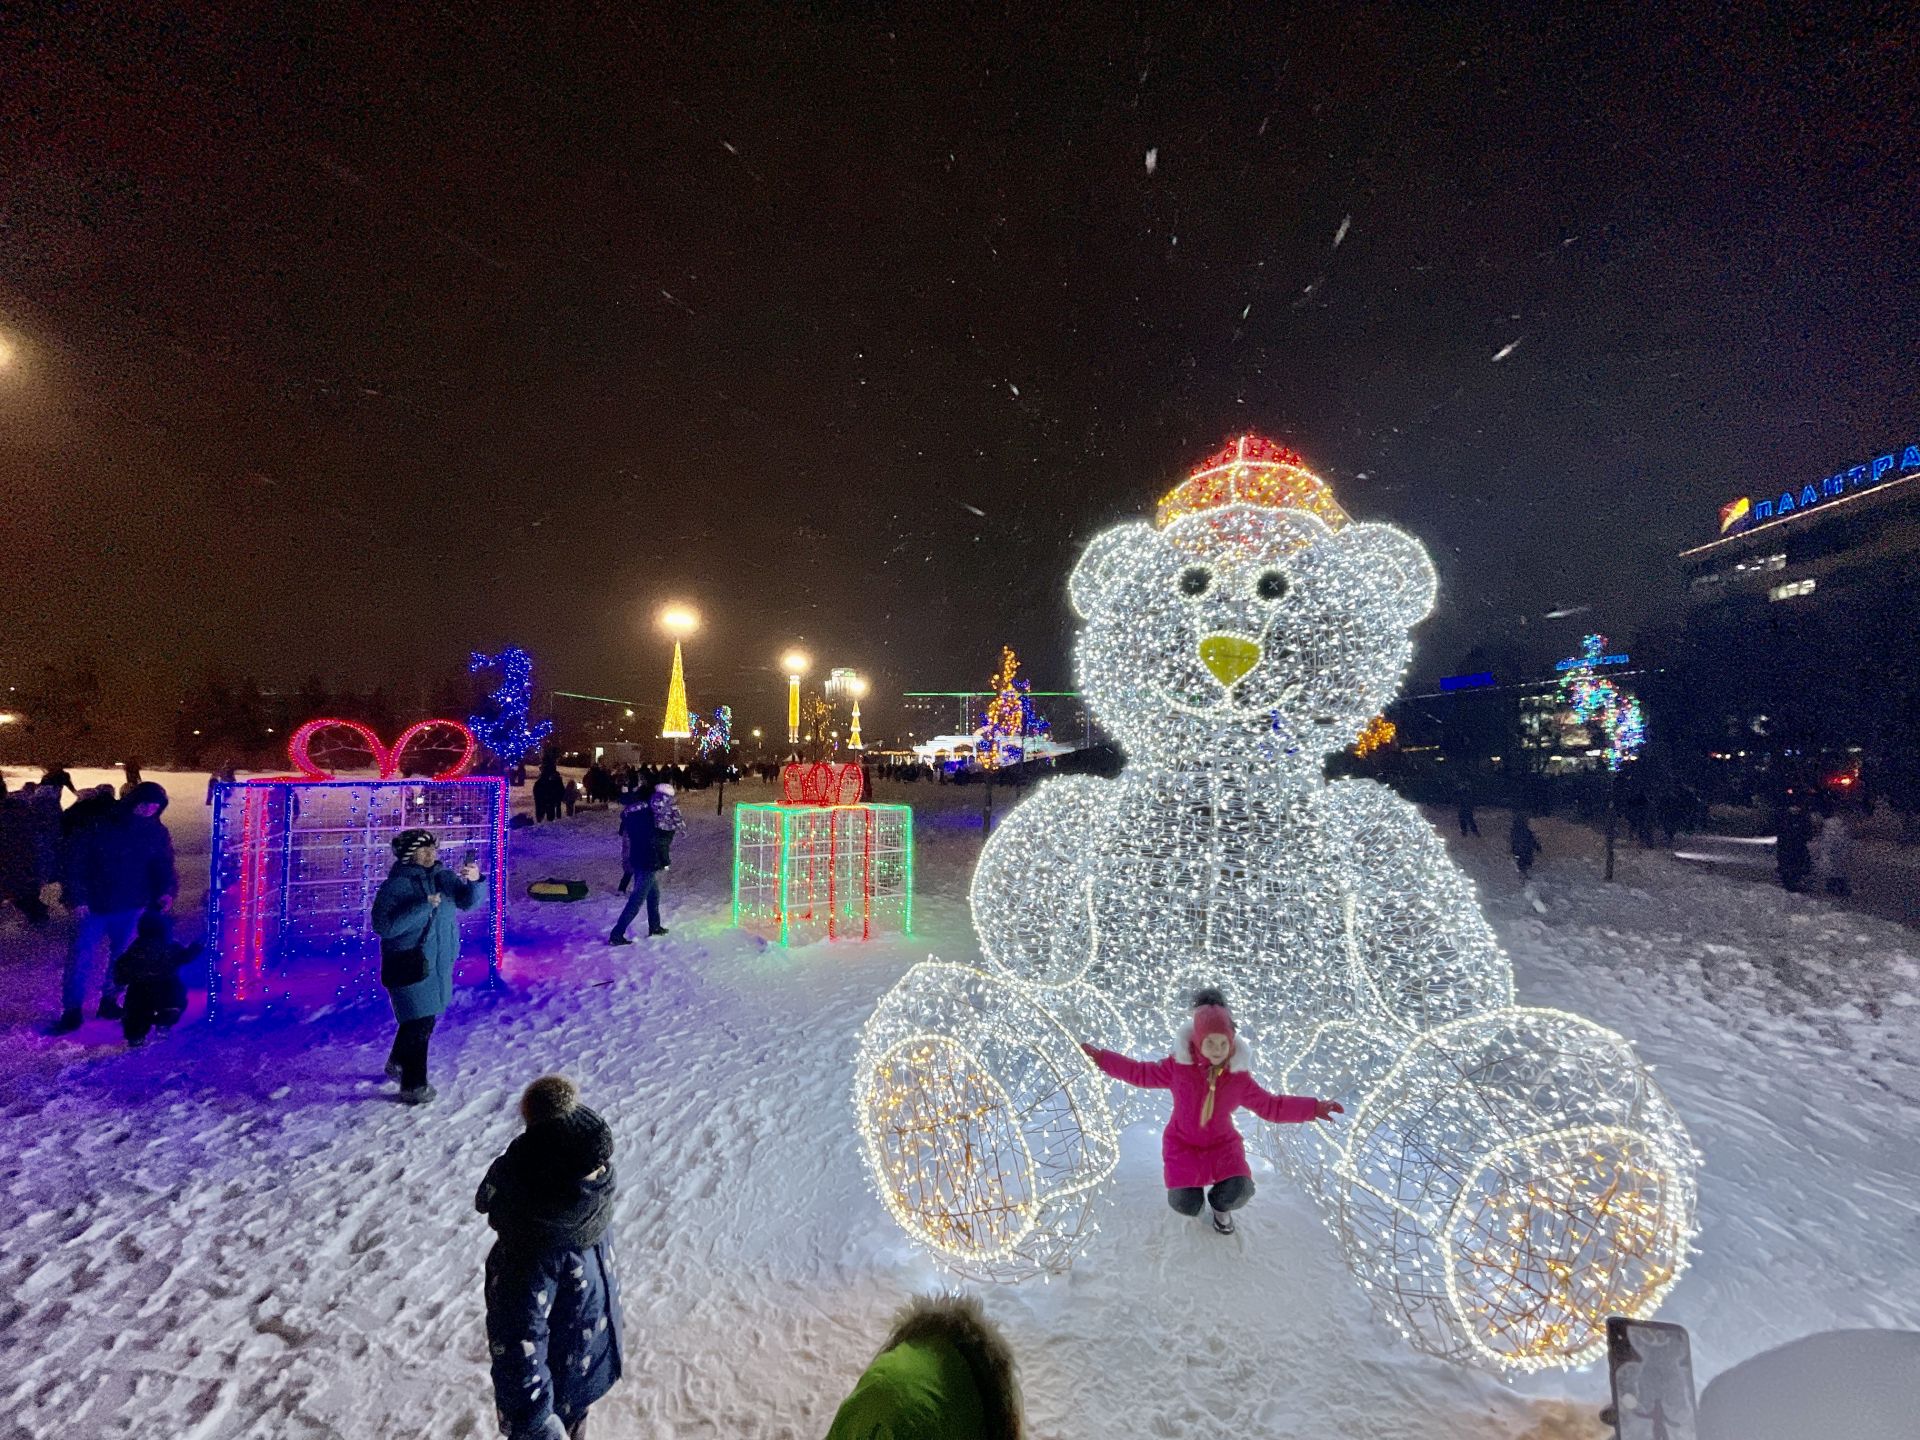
[783,651,809,746]
[0,334,15,370]
[658,604,699,739]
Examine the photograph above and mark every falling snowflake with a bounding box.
[1491,339,1522,363]
[1144,147,1158,174]
[1333,214,1351,248]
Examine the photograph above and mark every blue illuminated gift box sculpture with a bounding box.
[206,719,509,1018]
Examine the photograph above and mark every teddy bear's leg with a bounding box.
[853,960,1121,1282]
[1319,1007,1700,1371]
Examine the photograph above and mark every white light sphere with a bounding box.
[852,961,1118,1284]
[1318,1007,1699,1371]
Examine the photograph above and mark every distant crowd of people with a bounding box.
[1451,777,1859,896]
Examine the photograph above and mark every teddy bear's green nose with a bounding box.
[1199,634,1261,687]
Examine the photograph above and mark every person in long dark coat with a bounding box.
[0,787,51,926]
[370,829,485,1103]
[477,1076,624,1440]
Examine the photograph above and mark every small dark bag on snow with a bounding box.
[381,946,429,989]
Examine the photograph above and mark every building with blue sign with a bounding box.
[1672,445,1920,785]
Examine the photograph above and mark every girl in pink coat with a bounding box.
[1081,987,1342,1234]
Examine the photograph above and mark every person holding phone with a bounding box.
[371,829,485,1104]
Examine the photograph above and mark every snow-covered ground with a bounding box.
[0,769,1915,1438]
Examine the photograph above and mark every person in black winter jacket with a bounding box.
[59,783,117,841]
[533,761,565,824]
[1508,810,1542,878]
[52,781,178,1035]
[476,1076,624,1440]
[608,784,684,944]
[1776,801,1815,892]
[110,909,202,1044]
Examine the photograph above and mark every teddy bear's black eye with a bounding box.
[1256,570,1290,601]
[1179,567,1212,597]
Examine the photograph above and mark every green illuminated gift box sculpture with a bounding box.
[732,763,913,944]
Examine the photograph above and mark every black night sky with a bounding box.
[3,4,1915,738]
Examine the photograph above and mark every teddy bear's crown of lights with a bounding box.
[1155,432,1352,533]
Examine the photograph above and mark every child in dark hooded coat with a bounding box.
[476,1077,625,1440]
[110,909,202,1044]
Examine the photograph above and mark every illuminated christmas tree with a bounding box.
[662,641,692,739]
[467,647,553,767]
[1557,634,1646,771]
[978,646,1050,768]
[693,705,732,759]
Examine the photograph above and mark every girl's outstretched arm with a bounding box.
[1241,1075,1333,1125]
[1081,1044,1173,1089]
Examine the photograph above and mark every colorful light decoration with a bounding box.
[853,435,1699,1371]
[1557,634,1647,771]
[692,704,732,759]
[468,647,554,767]
[282,717,478,781]
[1352,713,1396,758]
[977,647,1051,769]
[206,724,508,1020]
[733,763,911,944]
[1291,1007,1696,1370]
[848,674,868,751]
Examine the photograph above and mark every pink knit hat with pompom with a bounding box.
[1191,1002,1236,1063]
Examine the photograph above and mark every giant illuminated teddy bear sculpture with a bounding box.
[854,436,1698,1372]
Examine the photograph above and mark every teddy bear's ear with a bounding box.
[1333,522,1438,627]
[1068,520,1158,621]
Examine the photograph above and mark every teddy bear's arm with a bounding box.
[970,774,1107,987]
[1327,779,1514,1029]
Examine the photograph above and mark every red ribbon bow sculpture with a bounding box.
[283,718,478,781]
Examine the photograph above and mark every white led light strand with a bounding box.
[854,438,1699,1371]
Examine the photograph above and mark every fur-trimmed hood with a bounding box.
[1171,1020,1255,1071]
[879,1293,1023,1440]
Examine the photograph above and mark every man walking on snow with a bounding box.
[608,783,683,945]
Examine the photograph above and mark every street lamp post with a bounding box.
[783,651,809,751]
